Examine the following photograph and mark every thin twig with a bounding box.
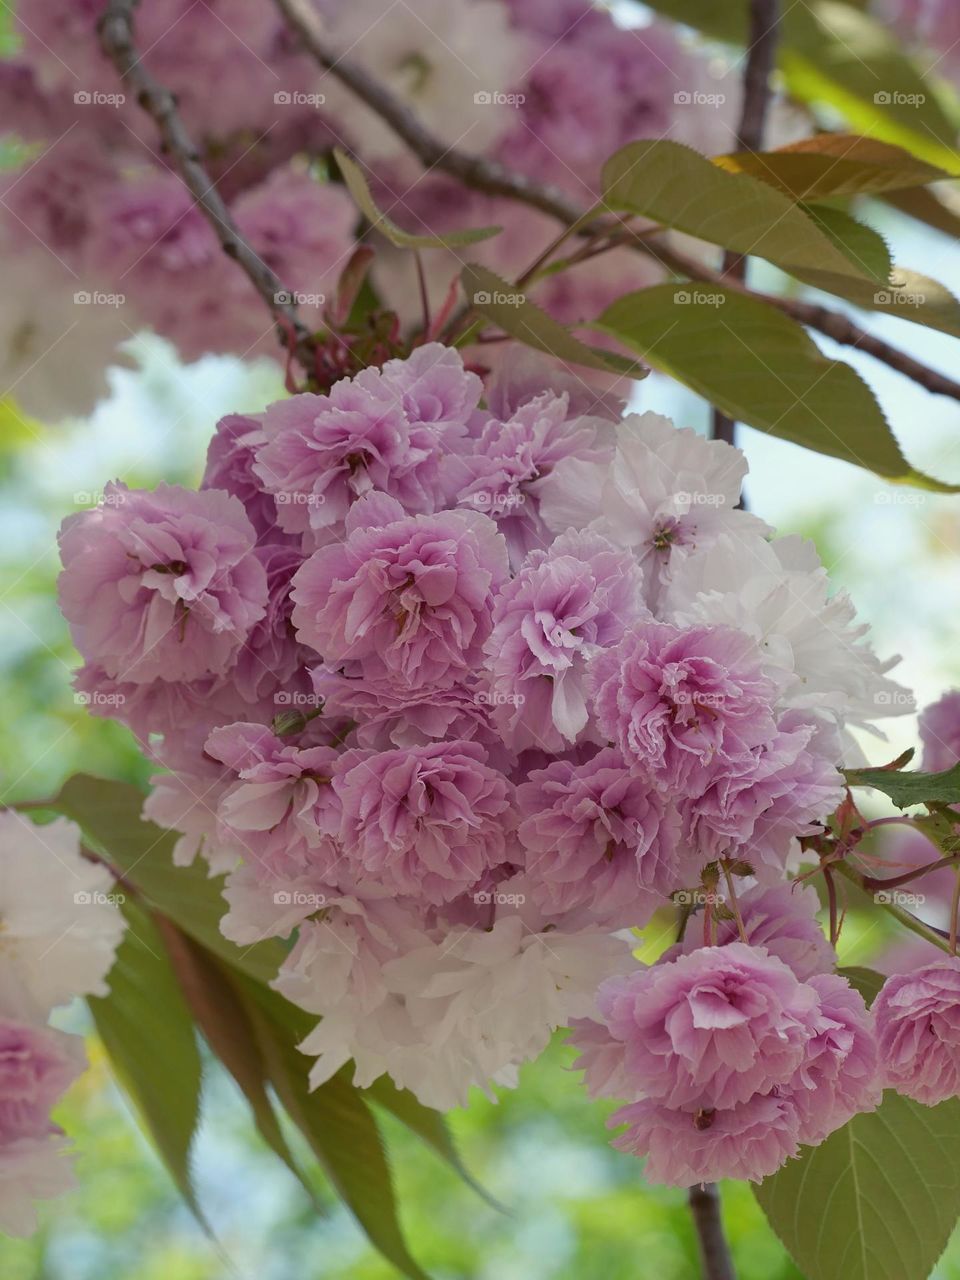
[714,0,781,444]
[98,0,316,370]
[271,0,960,405]
[834,860,952,953]
[688,1183,737,1280]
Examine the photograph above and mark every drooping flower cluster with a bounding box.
[61,342,906,1173]
[0,812,126,1234]
[0,0,736,419]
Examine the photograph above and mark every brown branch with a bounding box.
[689,1183,737,1280]
[270,0,960,408]
[98,0,316,371]
[635,239,960,402]
[714,0,782,445]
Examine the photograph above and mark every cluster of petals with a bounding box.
[59,343,904,1164]
[571,943,880,1184]
[0,813,126,1232]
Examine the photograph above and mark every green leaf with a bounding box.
[600,140,880,284]
[335,148,500,249]
[155,920,319,1207]
[714,134,950,200]
[642,1,960,171]
[800,203,891,284]
[51,774,285,985]
[793,264,960,340]
[884,185,960,241]
[461,264,645,378]
[593,285,959,490]
[239,976,432,1280]
[88,899,204,1219]
[844,761,960,808]
[837,965,885,1005]
[755,1090,960,1280]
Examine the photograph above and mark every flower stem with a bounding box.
[688,1183,737,1280]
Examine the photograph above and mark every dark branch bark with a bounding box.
[270,0,959,407]
[689,1183,737,1280]
[98,0,316,370]
[714,0,782,444]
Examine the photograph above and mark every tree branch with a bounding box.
[714,0,782,445]
[98,0,316,371]
[688,1183,737,1280]
[270,0,960,407]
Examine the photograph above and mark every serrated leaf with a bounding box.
[51,774,285,985]
[461,264,645,378]
[837,965,885,1005]
[800,203,891,284]
[88,899,204,1220]
[885,185,960,240]
[755,1090,960,1280]
[796,265,960,340]
[155,919,319,1207]
[593,285,960,490]
[600,140,883,284]
[335,148,500,249]
[239,975,431,1280]
[844,761,960,808]
[714,134,950,200]
[642,1,960,170]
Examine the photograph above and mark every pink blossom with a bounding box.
[661,882,836,981]
[0,1020,83,1145]
[582,944,820,1109]
[588,623,781,794]
[233,544,315,706]
[609,1093,801,1186]
[58,483,267,684]
[516,747,684,927]
[291,495,508,692]
[202,414,294,546]
[333,741,514,904]
[485,530,647,751]
[919,690,960,773]
[874,958,960,1104]
[447,393,615,565]
[679,713,843,874]
[791,974,880,1144]
[255,345,482,542]
[204,722,343,881]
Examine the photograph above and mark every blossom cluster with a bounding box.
[0,0,734,419]
[59,340,922,1183]
[0,811,126,1233]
